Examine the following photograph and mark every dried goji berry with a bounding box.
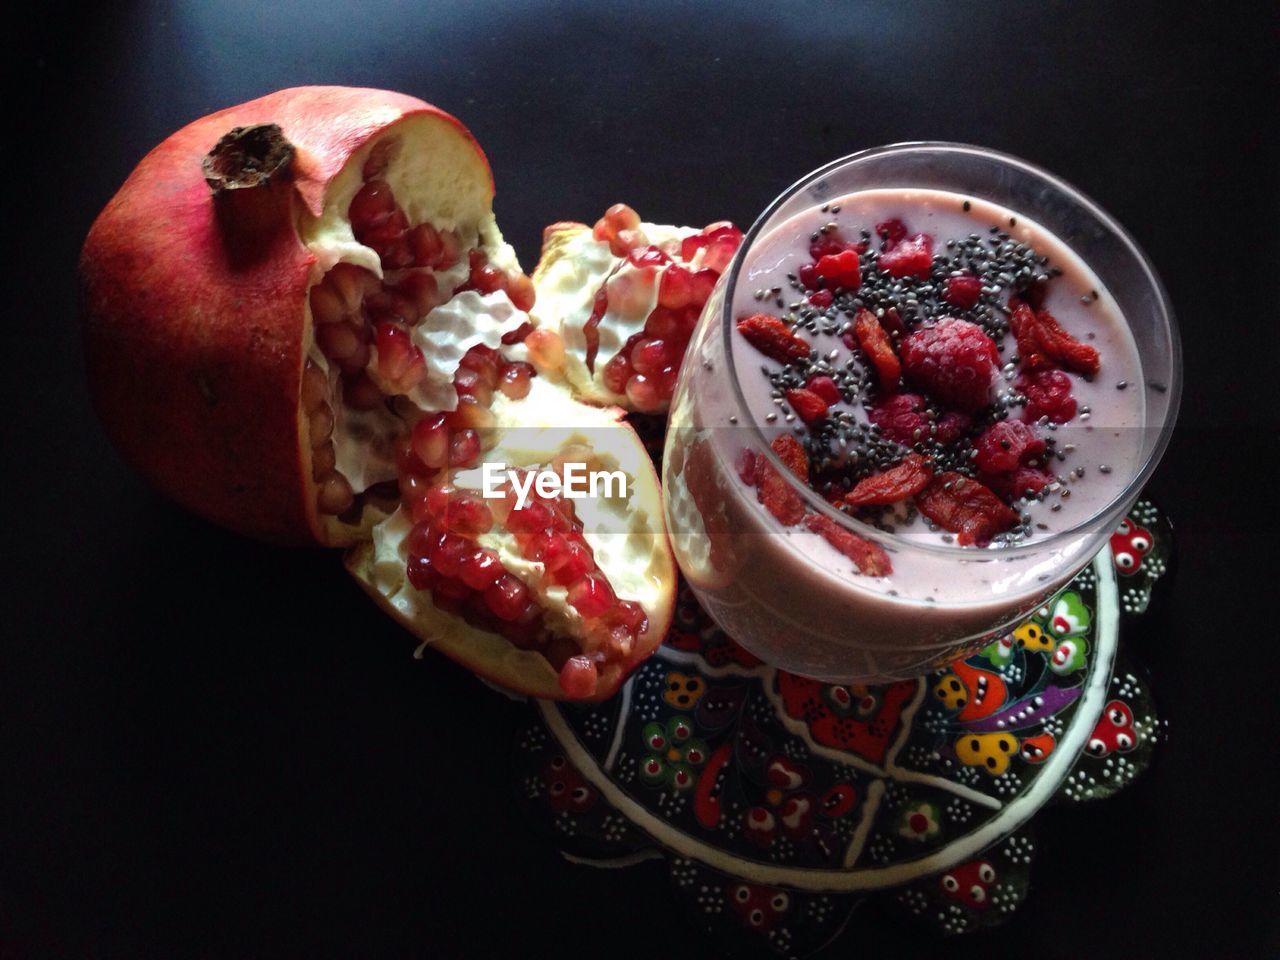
[785,387,829,424]
[1009,298,1051,371]
[804,513,893,576]
[853,308,902,391]
[915,472,1020,546]
[1033,308,1100,376]
[842,453,933,507]
[755,434,808,526]
[737,314,811,365]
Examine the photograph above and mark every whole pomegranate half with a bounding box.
[526,204,742,414]
[80,87,675,699]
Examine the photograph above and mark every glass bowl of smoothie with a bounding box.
[662,143,1181,681]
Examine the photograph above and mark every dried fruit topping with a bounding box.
[852,308,902,392]
[899,318,999,412]
[877,232,933,278]
[943,273,983,309]
[1031,308,1101,375]
[842,453,933,507]
[915,472,1020,546]
[815,250,861,290]
[804,513,892,576]
[754,434,809,526]
[807,289,834,309]
[784,387,830,425]
[972,420,1046,474]
[736,314,811,365]
[1009,297,1100,375]
[1017,369,1078,424]
[867,393,971,447]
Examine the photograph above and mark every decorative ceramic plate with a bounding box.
[512,497,1170,956]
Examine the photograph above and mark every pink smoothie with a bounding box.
[664,188,1147,679]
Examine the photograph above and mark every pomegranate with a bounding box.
[525,205,742,413]
[80,87,675,700]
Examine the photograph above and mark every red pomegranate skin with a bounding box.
[80,86,492,545]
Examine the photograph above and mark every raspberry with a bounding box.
[809,231,852,260]
[785,387,829,424]
[899,318,999,412]
[988,466,1056,501]
[877,233,933,278]
[1017,369,1077,424]
[815,250,861,290]
[973,420,1046,474]
[875,218,908,249]
[943,274,983,309]
[868,393,971,447]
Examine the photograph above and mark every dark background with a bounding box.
[4,1,1277,957]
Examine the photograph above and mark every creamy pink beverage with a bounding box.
[664,186,1150,680]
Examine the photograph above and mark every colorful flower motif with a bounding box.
[979,632,1018,667]
[1012,619,1055,653]
[1048,635,1088,675]
[897,801,941,842]
[728,882,791,933]
[954,732,1019,775]
[775,672,917,766]
[541,755,596,813]
[1044,591,1090,638]
[638,716,708,791]
[743,754,855,848]
[663,671,706,709]
[1110,517,1153,576]
[939,860,996,911]
[1085,700,1138,756]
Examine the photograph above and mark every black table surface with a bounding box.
[6,2,1277,957]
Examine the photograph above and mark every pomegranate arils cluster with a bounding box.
[584,205,742,411]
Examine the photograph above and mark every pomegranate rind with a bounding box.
[529,220,699,411]
[80,86,494,546]
[344,385,677,701]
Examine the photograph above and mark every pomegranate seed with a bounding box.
[429,532,470,578]
[805,375,842,406]
[397,271,442,315]
[558,655,598,698]
[485,574,529,621]
[444,493,493,537]
[525,328,567,371]
[316,322,363,362]
[309,283,346,325]
[451,396,496,431]
[644,306,680,340]
[875,218,908,248]
[407,222,442,268]
[405,554,436,591]
[348,179,399,234]
[308,405,334,447]
[625,374,663,412]
[374,322,426,393]
[815,250,861,290]
[602,353,632,394]
[505,273,536,312]
[807,289,834,309]
[449,430,480,467]
[472,264,505,295]
[627,245,671,268]
[604,203,641,233]
[498,362,534,399]
[878,233,934,278]
[611,600,646,632]
[568,573,615,618]
[658,265,696,309]
[315,472,354,515]
[310,443,336,480]
[630,338,668,376]
[461,345,500,383]
[797,263,819,289]
[546,536,594,586]
[301,362,329,411]
[508,500,554,533]
[327,263,374,313]
[425,482,453,517]
[405,521,437,558]
[437,230,462,269]
[433,575,471,601]
[410,413,449,469]
[944,273,984,309]
[342,373,384,411]
[459,547,504,590]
